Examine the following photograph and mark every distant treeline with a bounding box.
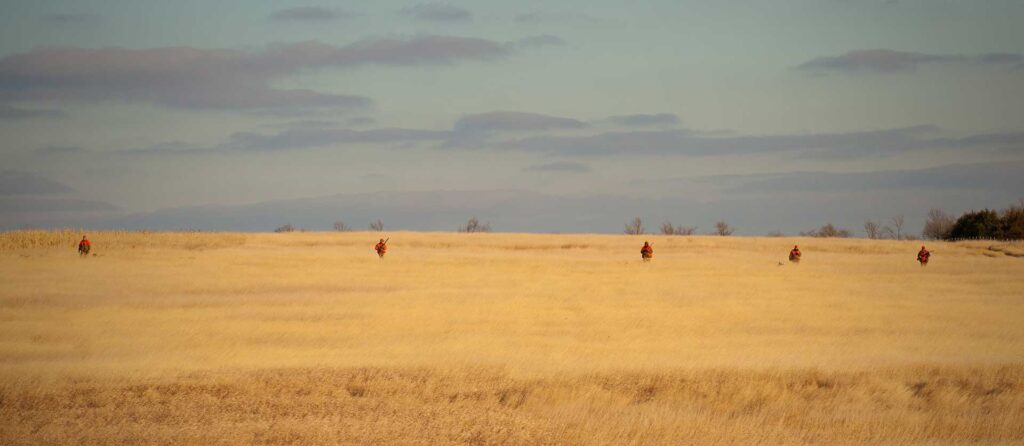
[267,202,1024,240]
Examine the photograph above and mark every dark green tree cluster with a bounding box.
[940,201,1024,240]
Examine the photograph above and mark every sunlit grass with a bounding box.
[1,231,1022,444]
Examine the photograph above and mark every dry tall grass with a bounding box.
[2,231,1022,444]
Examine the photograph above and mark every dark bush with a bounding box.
[949,209,1002,240]
[274,224,296,233]
[458,217,492,233]
[1001,205,1024,239]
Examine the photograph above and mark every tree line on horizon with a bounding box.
[269,200,1023,240]
[627,199,1023,241]
[274,217,493,234]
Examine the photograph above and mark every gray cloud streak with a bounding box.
[0,197,117,213]
[514,11,592,23]
[220,127,453,151]
[797,49,1024,74]
[454,111,586,133]
[0,104,66,119]
[0,170,74,195]
[512,35,565,49]
[0,35,536,111]
[680,161,1024,197]
[498,125,1024,158]
[402,3,472,21]
[35,145,87,155]
[523,161,591,173]
[270,6,354,21]
[606,113,679,127]
[39,13,94,24]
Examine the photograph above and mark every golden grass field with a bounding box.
[1,229,1023,445]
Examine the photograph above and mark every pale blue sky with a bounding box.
[1,0,1022,233]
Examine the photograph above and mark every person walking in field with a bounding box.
[789,245,801,263]
[917,245,930,266]
[78,236,91,257]
[374,238,388,258]
[640,241,653,262]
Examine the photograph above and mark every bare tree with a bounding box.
[890,215,905,240]
[765,230,785,237]
[864,220,882,239]
[369,219,384,232]
[624,217,645,235]
[661,222,697,235]
[333,220,352,232]
[274,224,296,233]
[922,208,954,240]
[458,216,492,233]
[713,221,734,236]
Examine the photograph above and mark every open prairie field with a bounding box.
[1,230,1023,445]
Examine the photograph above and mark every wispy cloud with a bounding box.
[0,170,74,195]
[514,11,592,24]
[402,3,471,22]
[39,13,94,24]
[270,6,356,21]
[220,127,453,151]
[0,197,117,215]
[499,125,1023,158]
[453,111,586,133]
[0,104,66,120]
[797,49,1024,74]
[606,113,679,127]
[512,35,565,49]
[34,145,87,155]
[523,161,591,173]
[0,35,539,111]
[347,116,376,126]
[692,161,1024,194]
[217,110,586,151]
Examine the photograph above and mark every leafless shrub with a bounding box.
[369,219,384,232]
[661,222,696,235]
[333,221,352,232]
[458,216,492,233]
[922,209,954,240]
[765,230,785,237]
[713,221,734,236]
[274,224,297,233]
[624,217,645,235]
[800,223,852,238]
[890,215,905,240]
